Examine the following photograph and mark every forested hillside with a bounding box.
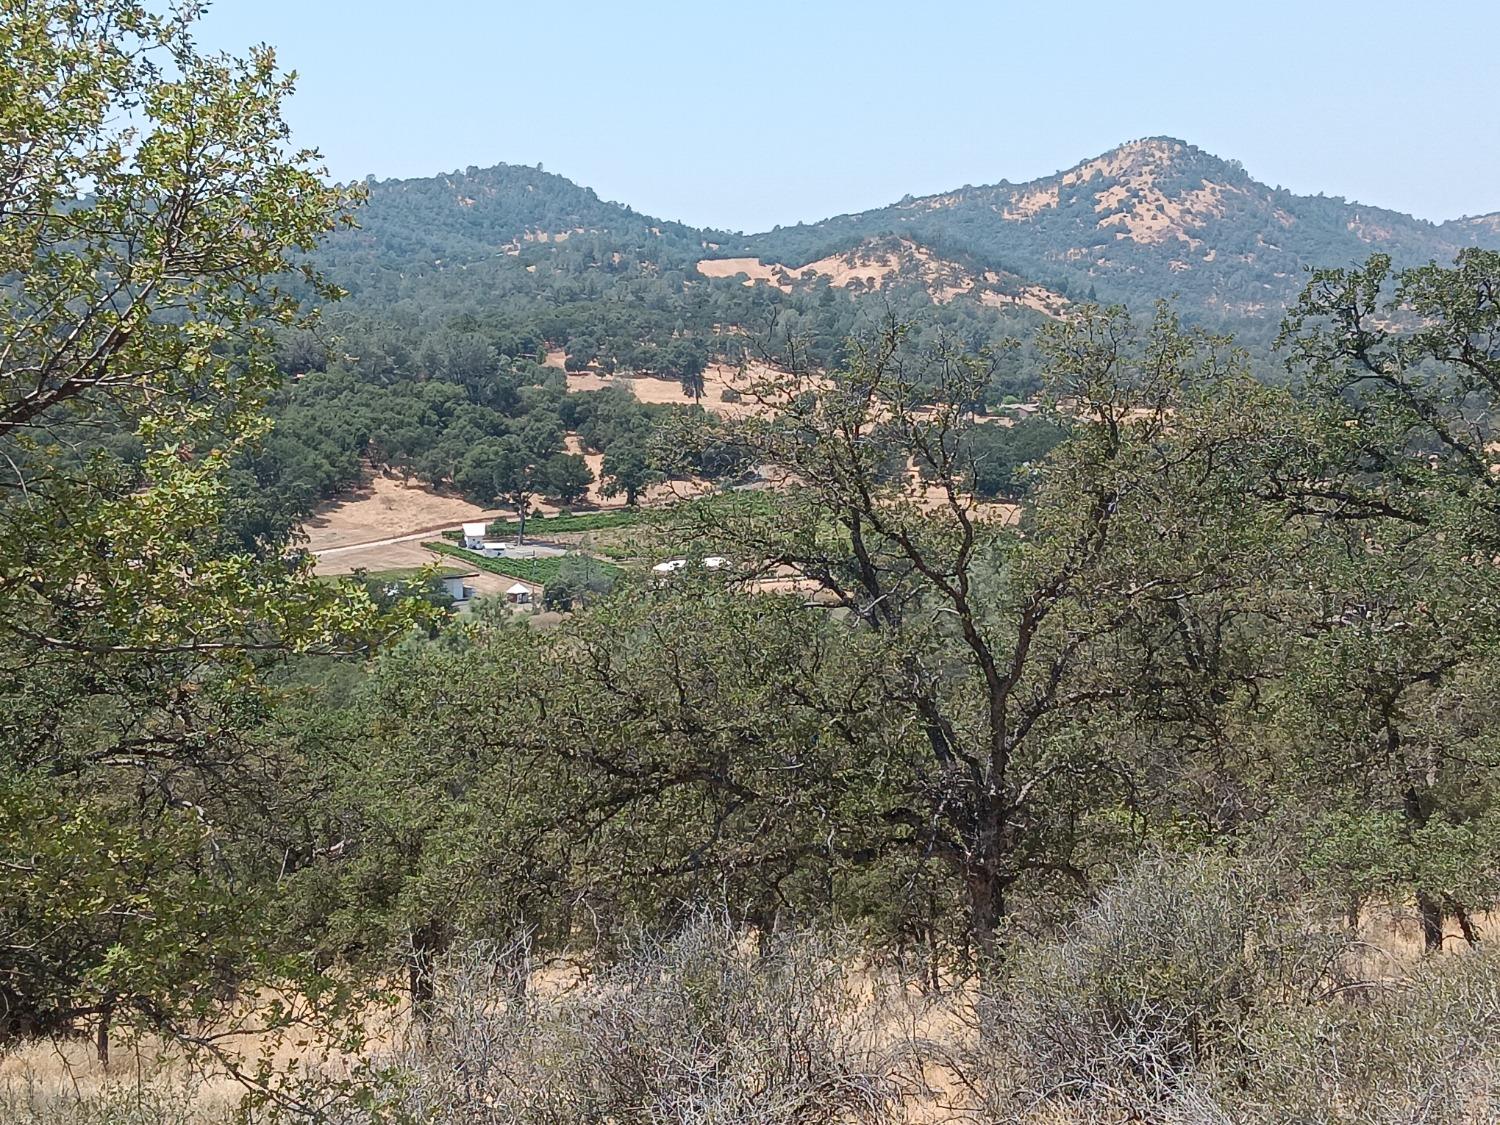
[317,135,1500,366]
[306,158,1056,380]
[250,138,1500,530]
[247,165,1054,529]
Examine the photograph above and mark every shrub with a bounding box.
[976,852,1346,1101]
[965,850,1500,1124]
[340,914,903,1125]
[0,1077,221,1125]
[1210,949,1500,1124]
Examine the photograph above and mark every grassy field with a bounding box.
[425,541,623,586]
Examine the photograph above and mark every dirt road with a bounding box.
[313,523,470,561]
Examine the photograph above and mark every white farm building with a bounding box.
[651,556,729,581]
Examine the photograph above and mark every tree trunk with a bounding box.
[1403,783,1446,953]
[965,867,1005,968]
[96,996,114,1069]
[1453,902,1482,948]
[409,921,444,1026]
[1416,890,1445,953]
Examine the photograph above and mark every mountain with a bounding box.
[316,162,715,289]
[718,137,1500,334]
[319,138,1499,361]
[1443,212,1500,244]
[309,162,1057,396]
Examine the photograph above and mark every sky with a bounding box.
[196,0,1500,234]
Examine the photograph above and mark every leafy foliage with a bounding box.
[0,0,418,1050]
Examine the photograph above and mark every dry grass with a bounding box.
[317,918,914,1125]
[303,446,703,580]
[694,243,1068,317]
[1,1036,242,1125]
[962,854,1500,1124]
[8,862,1498,1123]
[301,471,500,553]
[561,363,777,421]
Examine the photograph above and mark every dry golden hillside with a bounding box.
[698,236,1069,317]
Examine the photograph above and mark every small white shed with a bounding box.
[461,521,489,549]
[439,572,477,602]
[505,582,534,605]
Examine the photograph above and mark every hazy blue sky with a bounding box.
[197,1,1499,233]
